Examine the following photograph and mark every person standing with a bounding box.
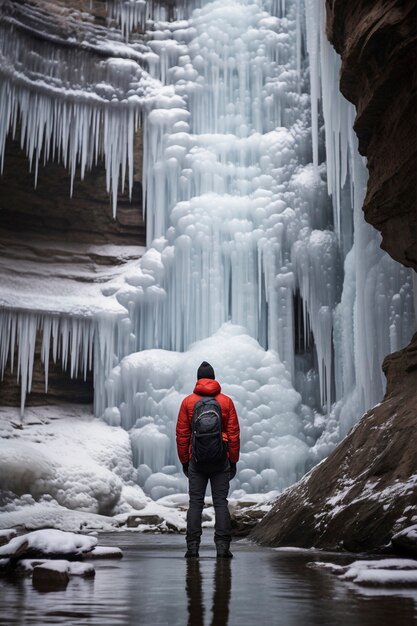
[176,361,240,558]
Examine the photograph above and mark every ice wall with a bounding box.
[105,0,414,494]
[304,1,415,452]
[106,324,316,497]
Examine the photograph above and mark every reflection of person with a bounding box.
[176,361,240,558]
[211,559,232,626]
[186,557,232,626]
[186,559,204,626]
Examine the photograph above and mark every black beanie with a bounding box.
[197,361,215,380]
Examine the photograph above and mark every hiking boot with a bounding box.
[184,542,200,558]
[216,542,233,558]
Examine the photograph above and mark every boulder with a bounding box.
[392,526,417,558]
[85,546,123,559]
[32,563,69,591]
[126,514,165,528]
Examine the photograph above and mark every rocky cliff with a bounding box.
[252,0,417,552]
[326,0,417,271]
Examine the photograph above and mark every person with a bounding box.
[176,361,240,559]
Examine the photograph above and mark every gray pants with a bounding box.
[186,458,231,544]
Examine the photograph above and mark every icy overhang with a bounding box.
[0,236,145,413]
[0,236,145,316]
[0,0,173,215]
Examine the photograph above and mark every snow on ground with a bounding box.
[0,405,135,515]
[0,500,118,533]
[0,404,276,533]
[0,405,189,532]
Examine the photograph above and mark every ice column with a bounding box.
[135,0,342,398]
[305,0,415,438]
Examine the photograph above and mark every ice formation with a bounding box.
[0,0,415,500]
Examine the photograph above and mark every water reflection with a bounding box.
[1,534,416,626]
[186,559,232,626]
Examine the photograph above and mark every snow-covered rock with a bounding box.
[392,525,417,558]
[312,558,417,588]
[0,529,97,558]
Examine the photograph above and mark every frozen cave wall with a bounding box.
[252,0,417,550]
[0,0,146,405]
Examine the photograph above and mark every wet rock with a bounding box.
[32,564,69,591]
[392,525,417,558]
[0,539,29,559]
[231,503,268,537]
[0,529,17,547]
[0,529,97,560]
[16,558,95,591]
[126,514,165,528]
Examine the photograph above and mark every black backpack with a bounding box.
[191,397,226,464]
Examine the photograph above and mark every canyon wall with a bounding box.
[326,0,417,271]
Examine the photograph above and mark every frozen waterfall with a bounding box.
[0,0,415,498]
[106,0,415,496]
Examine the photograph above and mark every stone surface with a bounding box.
[326,0,417,270]
[0,529,17,547]
[230,502,269,537]
[251,333,417,552]
[32,564,70,591]
[392,525,417,558]
[126,514,165,528]
[0,134,145,246]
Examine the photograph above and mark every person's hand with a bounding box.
[182,462,189,477]
[229,462,237,479]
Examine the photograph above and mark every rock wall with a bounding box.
[0,134,145,246]
[326,0,417,270]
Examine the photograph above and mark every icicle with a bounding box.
[0,0,169,216]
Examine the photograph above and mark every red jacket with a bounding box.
[176,379,240,464]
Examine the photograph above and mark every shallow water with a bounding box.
[1,532,417,626]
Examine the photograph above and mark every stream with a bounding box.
[1,531,416,625]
